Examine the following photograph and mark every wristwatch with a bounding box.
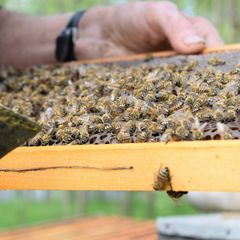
[56,11,85,62]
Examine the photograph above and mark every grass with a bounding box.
[0,191,198,230]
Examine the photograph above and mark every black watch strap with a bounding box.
[56,11,85,62]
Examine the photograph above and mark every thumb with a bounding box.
[158,7,205,54]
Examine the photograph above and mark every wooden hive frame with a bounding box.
[1,44,240,191]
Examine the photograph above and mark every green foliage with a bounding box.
[0,192,198,229]
[0,0,113,14]
[0,198,65,229]
[0,0,238,43]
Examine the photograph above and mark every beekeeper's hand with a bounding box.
[75,1,224,60]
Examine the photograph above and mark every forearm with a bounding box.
[0,9,72,67]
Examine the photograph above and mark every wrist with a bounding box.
[56,11,86,62]
[0,10,72,67]
[74,6,113,60]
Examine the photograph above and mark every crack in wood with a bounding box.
[0,165,134,173]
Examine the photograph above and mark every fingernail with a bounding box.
[183,35,205,45]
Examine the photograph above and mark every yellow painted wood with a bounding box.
[1,140,240,191]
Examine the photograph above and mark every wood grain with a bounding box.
[1,140,240,191]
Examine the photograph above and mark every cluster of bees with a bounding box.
[0,52,240,146]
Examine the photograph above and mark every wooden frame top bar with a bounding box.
[1,140,240,191]
[72,43,240,65]
[1,44,240,191]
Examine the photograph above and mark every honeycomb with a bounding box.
[1,50,240,146]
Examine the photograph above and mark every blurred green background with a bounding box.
[0,0,239,43]
[0,0,238,230]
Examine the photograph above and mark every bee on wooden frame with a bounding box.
[153,166,188,201]
[153,167,171,191]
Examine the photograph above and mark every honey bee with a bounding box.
[78,107,88,116]
[183,59,198,71]
[156,104,169,116]
[185,95,194,106]
[226,91,237,99]
[104,123,113,132]
[123,107,134,121]
[136,121,148,132]
[134,130,148,143]
[101,113,111,124]
[110,102,121,116]
[175,124,190,139]
[160,128,175,143]
[117,131,132,143]
[226,97,237,106]
[79,125,89,143]
[40,133,53,145]
[146,122,158,134]
[223,72,236,84]
[167,94,177,106]
[144,92,156,102]
[153,167,171,191]
[55,129,65,142]
[198,82,210,93]
[118,99,128,112]
[212,81,224,90]
[213,108,225,122]
[192,98,204,112]
[71,115,84,126]
[87,124,97,134]
[156,114,166,124]
[95,123,105,133]
[158,71,172,81]
[124,95,136,108]
[59,132,73,143]
[28,133,42,146]
[215,70,224,81]
[67,127,81,138]
[205,97,216,107]
[158,124,167,134]
[208,57,225,66]
[170,99,184,112]
[125,120,136,134]
[37,83,49,95]
[216,122,232,139]
[153,166,187,200]
[167,116,179,130]
[144,69,159,83]
[195,108,213,122]
[191,118,207,140]
[112,121,123,133]
[157,91,169,101]
[180,118,193,129]
[224,106,236,121]
[91,115,103,124]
